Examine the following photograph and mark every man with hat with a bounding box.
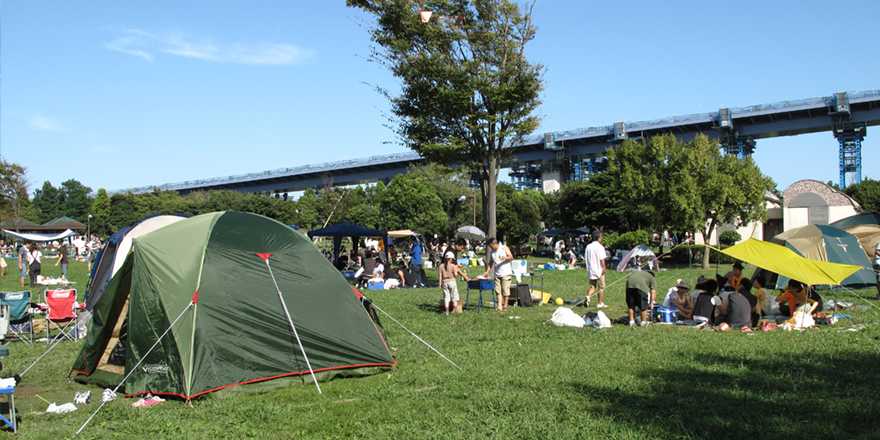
[625,270,657,327]
[670,279,693,320]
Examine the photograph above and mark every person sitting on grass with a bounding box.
[670,280,693,320]
[736,278,760,327]
[692,279,718,324]
[717,279,752,330]
[752,275,776,316]
[439,245,470,315]
[372,258,385,282]
[775,279,818,317]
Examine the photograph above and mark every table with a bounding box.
[464,279,494,312]
[0,386,14,434]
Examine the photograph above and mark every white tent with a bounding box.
[2,229,77,242]
[616,244,658,271]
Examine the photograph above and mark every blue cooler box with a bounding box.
[467,280,494,290]
[367,281,385,290]
[657,307,679,323]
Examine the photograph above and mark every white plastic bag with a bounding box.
[46,402,77,413]
[384,279,400,289]
[551,307,585,328]
[593,311,612,329]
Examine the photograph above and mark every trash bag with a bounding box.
[592,311,612,329]
[551,307,585,328]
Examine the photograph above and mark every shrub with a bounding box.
[719,230,742,247]
[602,230,650,251]
[668,244,736,266]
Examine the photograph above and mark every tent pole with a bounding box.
[370,302,462,370]
[263,259,322,394]
[73,302,193,438]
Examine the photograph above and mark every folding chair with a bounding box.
[1,292,33,345]
[45,289,78,343]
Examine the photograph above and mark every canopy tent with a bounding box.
[72,211,395,398]
[42,216,86,231]
[710,239,862,287]
[840,224,880,260]
[455,225,486,241]
[770,225,875,287]
[2,229,77,242]
[307,222,388,267]
[0,218,44,232]
[85,214,188,311]
[616,244,657,272]
[830,212,880,229]
[387,229,418,238]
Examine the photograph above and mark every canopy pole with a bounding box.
[370,302,462,370]
[74,301,193,438]
[262,258,322,394]
[22,311,92,377]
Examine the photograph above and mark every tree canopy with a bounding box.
[844,178,880,213]
[346,0,544,239]
[606,134,775,268]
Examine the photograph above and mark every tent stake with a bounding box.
[370,303,462,370]
[262,258,322,394]
[73,301,193,438]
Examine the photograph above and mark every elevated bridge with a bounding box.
[117,90,880,195]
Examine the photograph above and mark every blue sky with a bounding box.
[2,0,878,195]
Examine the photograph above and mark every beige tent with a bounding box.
[841,224,880,260]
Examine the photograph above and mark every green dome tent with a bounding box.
[72,211,395,399]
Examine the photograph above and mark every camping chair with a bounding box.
[44,289,78,343]
[1,292,34,345]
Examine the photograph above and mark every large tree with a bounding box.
[557,172,635,232]
[347,0,544,239]
[607,134,775,269]
[32,181,61,224]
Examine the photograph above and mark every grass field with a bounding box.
[1,256,880,439]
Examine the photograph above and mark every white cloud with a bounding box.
[105,28,312,65]
[30,114,65,131]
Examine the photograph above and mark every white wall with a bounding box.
[784,207,810,230]
[829,206,859,224]
[541,171,563,193]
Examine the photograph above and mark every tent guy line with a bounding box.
[74,300,194,438]
[369,302,462,371]
[259,252,322,394]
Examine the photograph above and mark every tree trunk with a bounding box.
[701,218,717,270]
[486,156,498,240]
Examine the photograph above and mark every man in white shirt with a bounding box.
[554,239,565,264]
[483,237,513,312]
[585,230,607,308]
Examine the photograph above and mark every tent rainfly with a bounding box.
[72,211,395,398]
[307,222,388,267]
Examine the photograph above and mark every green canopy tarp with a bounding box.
[72,211,395,399]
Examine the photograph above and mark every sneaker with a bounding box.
[628,320,635,328]
[102,388,117,403]
[75,390,91,405]
[597,303,608,308]
[640,321,651,327]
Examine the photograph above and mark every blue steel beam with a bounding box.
[115,90,880,195]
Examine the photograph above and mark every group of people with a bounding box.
[355,238,426,290]
[0,235,104,288]
[438,237,514,315]
[624,262,820,329]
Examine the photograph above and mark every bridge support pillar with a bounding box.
[541,170,564,193]
[836,123,866,188]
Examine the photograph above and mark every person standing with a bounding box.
[53,241,70,281]
[585,230,608,308]
[625,270,657,327]
[439,243,469,315]
[410,238,424,287]
[17,242,28,287]
[482,237,513,312]
[0,239,7,276]
[27,243,43,287]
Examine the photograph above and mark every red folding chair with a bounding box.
[45,289,78,343]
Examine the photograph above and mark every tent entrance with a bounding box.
[95,291,130,376]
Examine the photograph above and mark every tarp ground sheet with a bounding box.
[73,211,395,398]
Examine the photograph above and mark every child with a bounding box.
[752,275,774,316]
[439,241,469,315]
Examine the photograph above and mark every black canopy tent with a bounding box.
[307,222,388,267]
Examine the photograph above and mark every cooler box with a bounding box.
[367,281,385,290]
[467,280,494,291]
[657,307,679,323]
